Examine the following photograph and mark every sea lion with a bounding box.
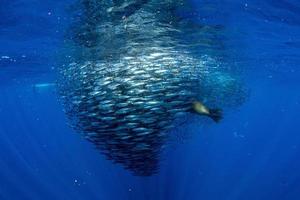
[192,101,223,123]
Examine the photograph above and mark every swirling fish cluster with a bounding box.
[59,48,208,175]
[58,0,246,176]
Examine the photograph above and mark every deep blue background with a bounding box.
[0,0,300,199]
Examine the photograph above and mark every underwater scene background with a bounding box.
[0,0,300,199]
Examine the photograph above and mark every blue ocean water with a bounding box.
[0,0,300,199]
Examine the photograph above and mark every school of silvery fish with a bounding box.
[58,0,246,176]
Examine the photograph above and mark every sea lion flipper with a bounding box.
[207,108,223,123]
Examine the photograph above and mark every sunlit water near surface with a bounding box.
[1,0,300,199]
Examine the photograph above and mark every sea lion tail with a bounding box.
[208,108,223,123]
